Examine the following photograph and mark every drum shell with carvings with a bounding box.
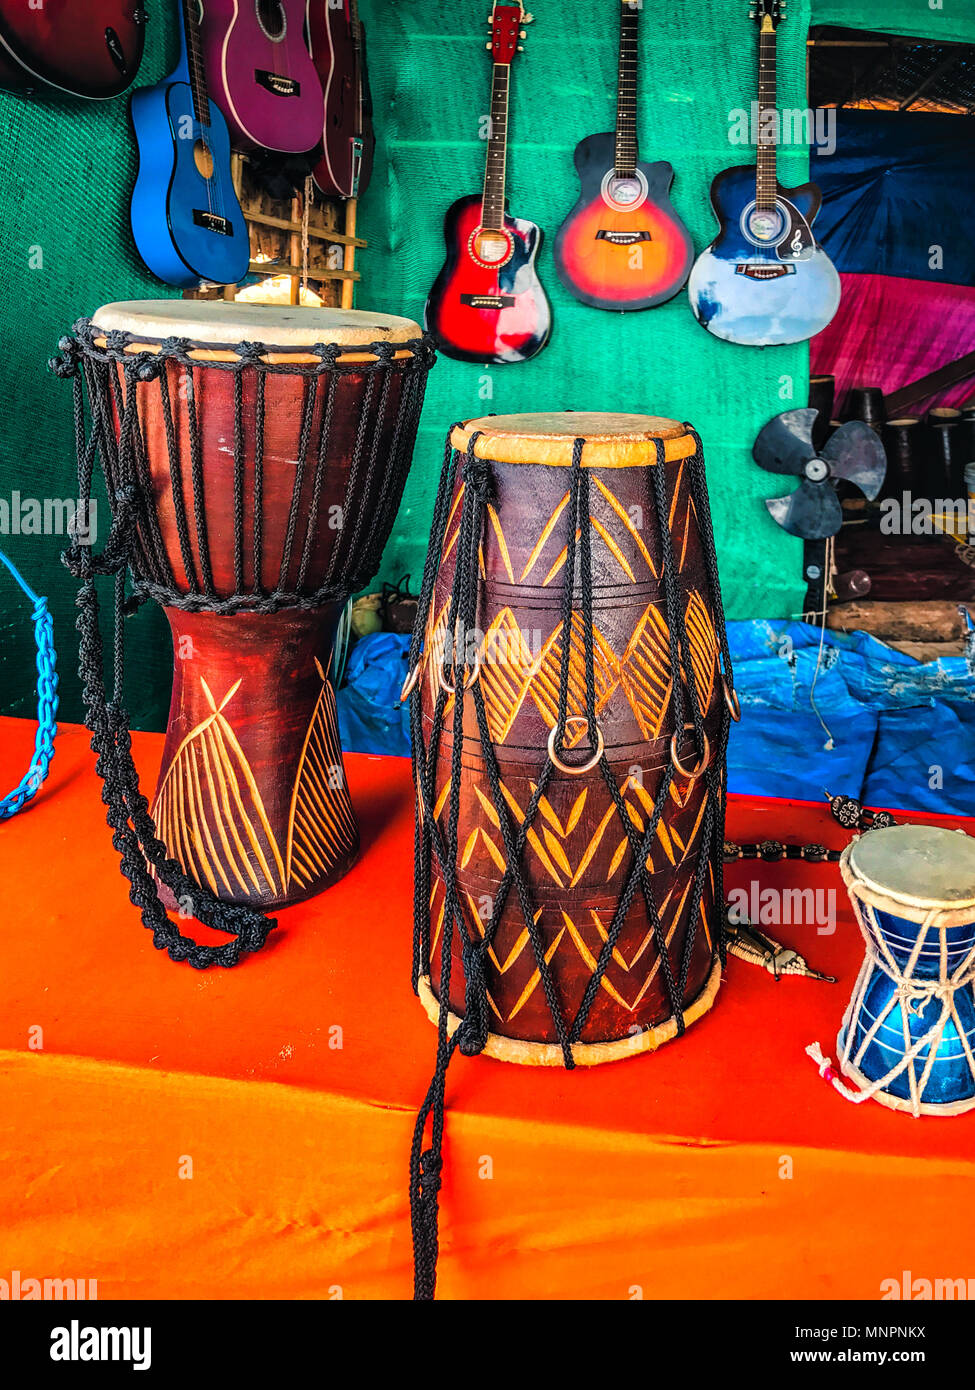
[418,415,725,1050]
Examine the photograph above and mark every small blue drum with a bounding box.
[832,824,975,1117]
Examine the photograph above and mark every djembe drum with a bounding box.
[404,412,737,1297]
[55,301,434,967]
[811,824,975,1116]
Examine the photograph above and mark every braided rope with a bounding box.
[0,552,58,820]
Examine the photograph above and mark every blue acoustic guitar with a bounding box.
[687,0,840,347]
[130,0,250,289]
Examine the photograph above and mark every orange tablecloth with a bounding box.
[1,716,973,1300]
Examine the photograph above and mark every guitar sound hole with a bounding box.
[608,177,640,206]
[600,168,648,212]
[193,139,215,180]
[256,0,287,41]
[747,207,784,243]
[472,230,510,265]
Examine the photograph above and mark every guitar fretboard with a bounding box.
[182,0,211,128]
[482,63,510,230]
[756,20,777,210]
[615,0,639,176]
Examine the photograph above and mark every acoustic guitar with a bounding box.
[554,0,694,312]
[198,0,325,154]
[308,0,376,200]
[687,0,840,346]
[130,0,250,288]
[425,1,551,366]
[0,0,145,99]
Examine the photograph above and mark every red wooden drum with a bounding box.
[408,413,736,1064]
[72,301,433,912]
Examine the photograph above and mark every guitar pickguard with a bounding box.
[774,199,816,262]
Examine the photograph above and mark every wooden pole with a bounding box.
[342,199,357,310]
[288,194,302,306]
[224,153,247,301]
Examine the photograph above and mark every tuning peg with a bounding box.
[485,40,492,48]
[517,44,523,50]
[519,29,526,37]
[523,11,534,21]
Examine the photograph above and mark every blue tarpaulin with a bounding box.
[338,621,975,816]
[725,620,975,814]
[811,110,975,284]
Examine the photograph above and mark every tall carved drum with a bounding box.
[56,302,434,966]
[407,413,737,1065]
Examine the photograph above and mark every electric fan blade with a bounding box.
[752,408,819,477]
[822,420,887,500]
[765,478,844,540]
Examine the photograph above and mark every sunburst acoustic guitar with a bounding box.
[554,0,694,311]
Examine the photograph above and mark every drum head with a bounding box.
[849,823,975,910]
[450,412,695,468]
[91,301,423,350]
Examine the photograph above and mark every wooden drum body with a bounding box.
[412,413,733,1064]
[85,301,433,909]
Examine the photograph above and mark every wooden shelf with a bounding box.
[243,207,366,249]
[247,261,360,282]
[230,152,366,308]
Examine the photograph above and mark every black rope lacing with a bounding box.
[52,321,436,969]
[407,424,737,1299]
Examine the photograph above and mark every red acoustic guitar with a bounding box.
[553,0,694,311]
[425,2,551,365]
[0,0,145,98]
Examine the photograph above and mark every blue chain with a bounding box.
[0,552,58,819]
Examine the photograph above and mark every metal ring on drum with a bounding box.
[670,724,712,781]
[547,717,605,776]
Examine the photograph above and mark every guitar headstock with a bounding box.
[749,0,786,28]
[486,3,531,64]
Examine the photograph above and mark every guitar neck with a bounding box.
[179,0,211,127]
[615,0,639,176]
[482,63,511,231]
[756,16,777,210]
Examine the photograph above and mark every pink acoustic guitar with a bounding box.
[199,0,325,154]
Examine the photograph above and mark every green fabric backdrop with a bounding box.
[815,0,975,44]
[5,0,916,732]
[0,17,180,733]
[356,0,813,628]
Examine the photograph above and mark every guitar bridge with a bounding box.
[193,210,233,237]
[255,71,301,97]
[735,264,795,279]
[460,294,515,309]
[595,230,651,245]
